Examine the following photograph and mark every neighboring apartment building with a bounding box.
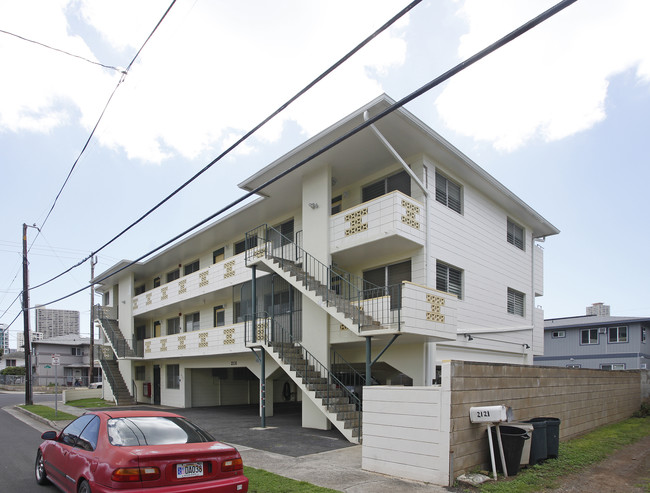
[32,335,101,386]
[35,306,80,339]
[93,95,559,441]
[16,330,43,350]
[536,303,649,370]
[0,323,9,353]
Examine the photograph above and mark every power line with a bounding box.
[0,28,123,72]
[27,0,578,315]
[34,0,179,246]
[25,0,421,294]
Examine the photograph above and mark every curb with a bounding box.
[14,405,71,431]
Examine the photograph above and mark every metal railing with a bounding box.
[246,313,362,436]
[330,349,366,396]
[94,304,136,358]
[245,224,400,331]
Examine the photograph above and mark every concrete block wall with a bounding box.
[449,361,644,478]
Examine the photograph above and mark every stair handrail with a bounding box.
[95,345,119,396]
[94,304,135,358]
[245,225,392,331]
[246,313,362,437]
[330,349,367,389]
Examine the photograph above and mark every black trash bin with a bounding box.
[530,417,561,459]
[524,418,548,464]
[490,425,530,476]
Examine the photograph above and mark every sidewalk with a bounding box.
[17,401,450,493]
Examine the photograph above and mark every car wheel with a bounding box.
[35,450,49,485]
[78,479,92,493]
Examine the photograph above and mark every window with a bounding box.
[71,347,82,356]
[61,414,96,447]
[552,331,566,338]
[6,359,16,366]
[214,305,225,327]
[363,260,411,309]
[600,363,625,370]
[435,171,461,213]
[153,321,161,338]
[331,195,342,215]
[167,317,181,335]
[185,312,200,332]
[184,260,199,276]
[507,288,525,317]
[566,364,581,369]
[166,364,180,389]
[107,416,214,446]
[103,292,110,305]
[581,328,598,345]
[278,218,294,244]
[135,366,146,381]
[213,247,225,264]
[134,285,145,295]
[76,415,100,451]
[166,269,180,283]
[608,326,628,343]
[507,219,525,250]
[153,277,161,288]
[234,239,246,255]
[436,261,462,299]
[643,327,647,343]
[362,170,411,203]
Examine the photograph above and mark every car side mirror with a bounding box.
[41,431,58,440]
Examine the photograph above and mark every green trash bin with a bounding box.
[524,418,547,464]
[530,417,561,459]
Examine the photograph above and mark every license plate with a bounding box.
[176,462,203,478]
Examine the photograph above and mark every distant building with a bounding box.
[0,350,25,370]
[16,331,44,350]
[536,306,649,370]
[586,302,610,317]
[35,306,80,339]
[32,335,101,386]
[0,323,9,353]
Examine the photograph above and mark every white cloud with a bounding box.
[435,0,650,151]
[1,0,409,163]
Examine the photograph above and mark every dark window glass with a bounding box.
[214,305,225,327]
[167,317,181,335]
[167,364,179,389]
[134,285,145,295]
[213,247,225,264]
[153,277,161,288]
[435,171,462,213]
[331,195,342,215]
[107,417,214,447]
[184,260,199,276]
[581,328,598,344]
[234,240,246,255]
[166,269,180,283]
[135,366,146,380]
[60,414,96,447]
[362,171,411,203]
[76,415,100,451]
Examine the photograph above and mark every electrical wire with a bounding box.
[25,0,421,293]
[25,0,578,316]
[0,28,123,72]
[33,0,179,250]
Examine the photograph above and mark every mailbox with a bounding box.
[469,405,512,423]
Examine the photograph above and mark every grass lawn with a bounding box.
[19,404,77,421]
[245,467,341,493]
[65,397,115,408]
[470,415,650,493]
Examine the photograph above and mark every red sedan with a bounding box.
[35,410,249,493]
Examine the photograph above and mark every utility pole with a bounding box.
[22,223,38,406]
[89,255,98,387]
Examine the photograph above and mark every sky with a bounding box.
[1,0,649,348]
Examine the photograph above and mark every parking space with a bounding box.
[111,402,355,457]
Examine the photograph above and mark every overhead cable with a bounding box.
[26,0,421,293]
[28,0,578,314]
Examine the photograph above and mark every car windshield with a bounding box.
[107,416,215,446]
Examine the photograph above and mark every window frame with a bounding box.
[183,260,200,276]
[212,247,225,264]
[600,363,625,370]
[507,288,525,317]
[362,170,411,203]
[167,317,181,335]
[184,312,200,332]
[608,326,628,343]
[580,328,599,345]
[213,305,225,327]
[135,366,146,381]
[166,269,180,283]
[166,364,180,389]
[551,330,566,338]
[435,171,462,214]
[435,261,463,299]
[507,218,525,251]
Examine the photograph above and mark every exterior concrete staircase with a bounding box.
[97,355,136,406]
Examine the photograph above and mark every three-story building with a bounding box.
[93,95,559,442]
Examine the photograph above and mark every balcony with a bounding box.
[132,254,249,316]
[330,191,425,264]
[142,322,247,360]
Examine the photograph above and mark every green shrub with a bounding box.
[632,401,650,418]
[1,366,26,375]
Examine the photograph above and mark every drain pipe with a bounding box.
[364,111,433,384]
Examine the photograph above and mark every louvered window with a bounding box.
[507,219,525,250]
[507,288,525,316]
[184,260,199,276]
[435,171,461,213]
[436,261,462,299]
[362,170,411,203]
[363,260,411,309]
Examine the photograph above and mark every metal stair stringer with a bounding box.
[256,256,379,336]
[260,341,361,444]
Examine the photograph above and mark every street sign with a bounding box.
[52,354,60,366]
[44,365,51,369]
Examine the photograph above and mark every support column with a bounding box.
[366,337,372,386]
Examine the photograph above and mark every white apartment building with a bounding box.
[93,95,559,442]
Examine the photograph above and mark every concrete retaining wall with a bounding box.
[62,388,103,403]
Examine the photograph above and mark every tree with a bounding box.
[1,366,26,376]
